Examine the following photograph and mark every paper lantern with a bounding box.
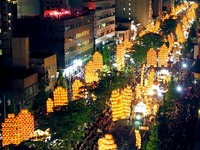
[98,134,117,150]
[53,86,68,106]
[72,79,84,100]
[116,44,125,71]
[46,98,54,113]
[147,48,157,67]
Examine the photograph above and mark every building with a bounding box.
[82,0,115,49]
[0,37,38,104]
[152,0,162,19]
[115,0,152,27]
[0,0,15,55]
[16,0,42,18]
[44,0,69,10]
[116,20,137,42]
[13,10,94,75]
[30,52,57,92]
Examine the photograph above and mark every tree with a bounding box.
[140,32,164,50]
[146,125,160,150]
[100,45,111,65]
[56,67,67,89]
[161,18,177,35]
[40,99,93,149]
[32,78,48,110]
[128,43,147,67]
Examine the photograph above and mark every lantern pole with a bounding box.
[3,94,6,119]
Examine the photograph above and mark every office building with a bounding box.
[16,0,41,18]
[13,10,94,75]
[0,0,15,55]
[115,0,152,27]
[44,0,69,9]
[0,37,38,103]
[82,0,115,49]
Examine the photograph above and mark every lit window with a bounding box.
[129,13,131,15]
[123,8,125,10]
[129,3,131,6]
[8,13,11,16]
[129,18,131,20]
[129,8,131,10]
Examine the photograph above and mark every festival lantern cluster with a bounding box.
[53,86,68,107]
[98,134,117,150]
[84,52,103,84]
[135,84,143,100]
[175,23,185,44]
[92,51,103,72]
[46,86,68,113]
[72,79,84,100]
[182,16,189,30]
[46,98,54,114]
[123,38,132,51]
[168,33,174,50]
[144,94,151,115]
[84,60,98,84]
[146,21,160,33]
[121,85,133,118]
[2,109,34,147]
[110,85,133,121]
[135,129,141,149]
[186,3,197,22]
[140,64,145,86]
[116,44,125,71]
[157,44,169,67]
[147,48,157,67]
[110,90,123,121]
[146,68,155,92]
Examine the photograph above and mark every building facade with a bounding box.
[30,53,57,92]
[115,0,152,27]
[83,0,115,49]
[16,0,41,18]
[13,12,94,74]
[0,0,15,55]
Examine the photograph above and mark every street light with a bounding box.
[176,85,182,92]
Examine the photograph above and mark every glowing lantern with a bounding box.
[53,86,68,107]
[17,109,34,142]
[141,64,145,86]
[46,98,54,114]
[110,90,123,121]
[116,44,125,71]
[175,23,185,44]
[2,109,34,147]
[182,16,188,30]
[157,44,169,67]
[147,48,157,67]
[168,33,174,50]
[72,79,84,100]
[135,130,141,149]
[121,85,133,118]
[2,113,20,147]
[123,38,132,50]
[135,84,143,100]
[146,68,155,91]
[98,134,117,150]
[139,30,146,37]
[92,51,103,72]
[84,60,99,84]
